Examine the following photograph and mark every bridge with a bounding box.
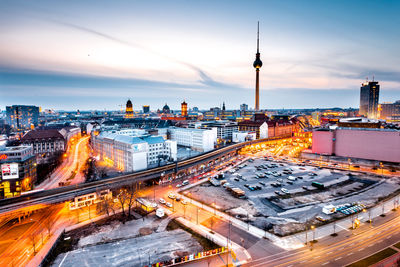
[0,135,291,217]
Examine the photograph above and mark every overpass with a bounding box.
[0,135,291,216]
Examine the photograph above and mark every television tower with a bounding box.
[253,21,263,111]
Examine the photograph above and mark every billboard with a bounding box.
[1,163,19,179]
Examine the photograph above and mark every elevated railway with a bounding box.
[0,135,291,215]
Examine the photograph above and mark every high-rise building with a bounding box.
[240,103,248,112]
[359,80,380,119]
[222,102,226,111]
[253,22,262,111]
[6,105,39,130]
[143,105,150,114]
[125,99,134,118]
[181,100,188,117]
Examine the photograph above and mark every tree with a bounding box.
[99,197,112,217]
[126,183,139,218]
[117,189,129,217]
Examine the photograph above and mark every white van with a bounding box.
[156,208,165,218]
[182,180,189,186]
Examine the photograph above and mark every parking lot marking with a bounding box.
[335,257,342,261]
[315,255,321,259]
[322,262,329,266]
[338,247,344,251]
[347,252,354,256]
[327,251,333,255]
[358,248,364,252]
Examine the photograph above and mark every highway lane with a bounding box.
[244,209,400,267]
[38,135,89,190]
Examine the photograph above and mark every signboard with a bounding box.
[1,163,19,179]
[0,154,7,160]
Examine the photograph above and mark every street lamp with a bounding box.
[311,225,315,242]
[380,162,384,176]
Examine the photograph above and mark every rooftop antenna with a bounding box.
[366,76,368,82]
[372,75,375,82]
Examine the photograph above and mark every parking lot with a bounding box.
[184,156,400,236]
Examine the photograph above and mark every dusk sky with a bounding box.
[0,0,399,111]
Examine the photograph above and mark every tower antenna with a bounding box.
[257,21,260,53]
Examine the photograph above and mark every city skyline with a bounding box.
[1,0,400,110]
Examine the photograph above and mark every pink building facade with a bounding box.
[312,128,400,163]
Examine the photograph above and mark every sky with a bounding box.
[0,0,399,111]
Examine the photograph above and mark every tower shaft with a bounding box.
[255,69,260,111]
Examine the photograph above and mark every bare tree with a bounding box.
[126,183,138,218]
[117,189,128,217]
[99,197,112,217]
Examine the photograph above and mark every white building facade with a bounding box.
[93,131,177,172]
[168,127,217,152]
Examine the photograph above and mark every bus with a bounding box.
[311,182,325,189]
[69,189,112,210]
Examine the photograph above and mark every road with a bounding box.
[244,208,400,267]
[37,135,89,190]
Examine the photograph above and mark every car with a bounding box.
[277,178,283,183]
[234,178,240,182]
[302,186,309,191]
[248,186,256,191]
[244,184,250,188]
[159,198,166,204]
[255,185,262,190]
[275,182,282,187]
[176,184,182,188]
[297,176,303,179]
[182,180,189,186]
[176,197,181,202]
[166,202,173,208]
[390,169,397,173]
[288,176,296,181]
[181,200,188,205]
[259,181,266,186]
[281,188,289,194]
[274,190,283,196]
[353,165,360,168]
[168,193,176,199]
[316,216,326,222]
[287,181,293,185]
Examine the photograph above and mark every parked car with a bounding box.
[181,200,188,205]
[316,216,326,222]
[281,188,289,194]
[166,202,173,208]
[159,198,166,204]
[168,193,176,199]
[259,181,266,186]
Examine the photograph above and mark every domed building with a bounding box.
[125,99,134,118]
[162,103,170,114]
